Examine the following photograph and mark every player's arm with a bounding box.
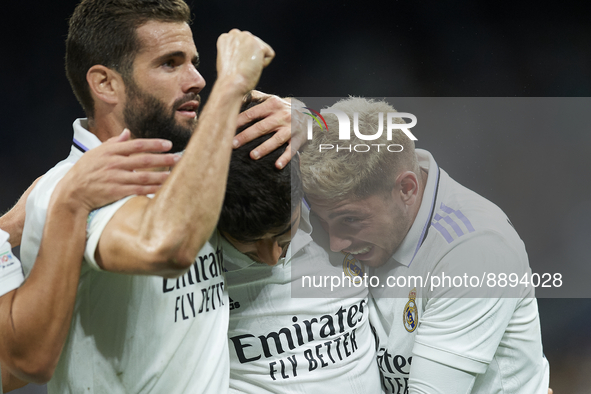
[408,247,506,394]
[233,91,307,169]
[409,233,547,393]
[409,359,554,394]
[95,30,275,277]
[0,131,177,389]
[0,178,41,248]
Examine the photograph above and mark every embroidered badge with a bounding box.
[342,252,365,279]
[403,287,418,333]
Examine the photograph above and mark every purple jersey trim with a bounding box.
[409,165,441,266]
[432,222,454,243]
[72,138,89,153]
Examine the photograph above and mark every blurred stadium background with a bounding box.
[1,1,589,392]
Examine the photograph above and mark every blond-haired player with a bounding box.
[301,97,550,394]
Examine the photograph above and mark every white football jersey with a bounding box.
[225,205,383,393]
[21,119,230,394]
[0,229,24,297]
[368,150,549,393]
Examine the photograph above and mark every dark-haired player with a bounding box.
[18,0,287,392]
[220,99,382,393]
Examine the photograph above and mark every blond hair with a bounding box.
[300,97,418,201]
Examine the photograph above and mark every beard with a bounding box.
[123,78,199,153]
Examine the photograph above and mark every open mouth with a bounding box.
[348,245,372,255]
[176,101,199,117]
[344,245,374,261]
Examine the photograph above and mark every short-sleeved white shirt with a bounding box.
[21,119,230,394]
[225,204,383,393]
[0,229,24,297]
[368,150,549,393]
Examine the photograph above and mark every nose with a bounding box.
[328,228,352,253]
[255,239,283,266]
[183,64,206,93]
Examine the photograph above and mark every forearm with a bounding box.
[146,80,243,245]
[95,29,273,275]
[0,189,88,383]
[98,80,245,274]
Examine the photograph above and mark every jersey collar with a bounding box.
[72,118,103,153]
[221,201,312,271]
[390,149,440,267]
[290,202,312,255]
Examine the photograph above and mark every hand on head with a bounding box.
[234,91,307,169]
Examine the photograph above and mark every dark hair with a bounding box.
[218,97,304,242]
[66,0,191,118]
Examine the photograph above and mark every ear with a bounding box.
[394,171,419,206]
[86,65,125,106]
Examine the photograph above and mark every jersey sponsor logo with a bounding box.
[162,247,226,322]
[403,288,418,333]
[229,300,366,381]
[171,281,225,322]
[377,348,412,394]
[342,253,365,279]
[163,247,225,293]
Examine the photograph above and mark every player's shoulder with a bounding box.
[21,154,80,266]
[434,169,522,247]
[426,170,529,273]
[27,155,78,211]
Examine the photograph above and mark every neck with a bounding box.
[409,167,429,224]
[88,112,126,142]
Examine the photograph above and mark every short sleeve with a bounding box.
[413,297,517,374]
[413,232,525,374]
[409,355,477,394]
[0,231,25,297]
[84,196,135,271]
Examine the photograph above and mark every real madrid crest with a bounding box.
[403,287,418,333]
[342,252,365,280]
